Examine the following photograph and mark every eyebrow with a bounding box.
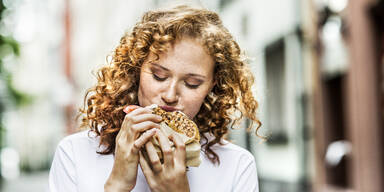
[150,63,207,78]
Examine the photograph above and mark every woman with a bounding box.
[49,5,261,192]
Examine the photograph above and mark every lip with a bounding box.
[160,105,179,112]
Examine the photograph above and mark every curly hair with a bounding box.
[79,5,261,165]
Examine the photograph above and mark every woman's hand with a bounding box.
[139,130,190,192]
[104,106,163,192]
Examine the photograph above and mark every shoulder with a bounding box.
[211,140,255,162]
[199,139,256,172]
[60,129,97,143]
[215,141,259,190]
[56,130,100,154]
[201,133,254,161]
[50,130,102,191]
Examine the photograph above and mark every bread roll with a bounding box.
[145,104,201,167]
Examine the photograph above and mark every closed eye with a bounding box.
[185,82,200,89]
[153,74,167,81]
[184,78,203,89]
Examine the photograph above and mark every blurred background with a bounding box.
[0,0,383,191]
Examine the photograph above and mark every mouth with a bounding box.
[160,105,178,112]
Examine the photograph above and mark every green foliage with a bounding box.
[0,35,20,56]
[0,0,33,150]
[0,35,32,107]
[0,37,32,107]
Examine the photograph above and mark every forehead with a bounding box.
[147,38,215,75]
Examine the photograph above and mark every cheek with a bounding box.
[182,90,209,119]
[138,73,158,106]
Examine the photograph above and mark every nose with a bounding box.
[161,81,179,105]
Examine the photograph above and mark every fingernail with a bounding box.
[123,105,140,114]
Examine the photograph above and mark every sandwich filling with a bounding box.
[148,104,200,143]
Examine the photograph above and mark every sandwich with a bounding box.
[124,104,201,167]
[146,104,201,167]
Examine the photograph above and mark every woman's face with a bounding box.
[138,38,215,119]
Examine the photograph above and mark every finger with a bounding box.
[169,133,186,165]
[131,121,160,134]
[139,151,154,178]
[155,130,174,168]
[131,113,162,124]
[145,141,163,173]
[121,110,159,138]
[125,107,153,118]
[123,105,140,114]
[120,107,152,131]
[131,128,156,154]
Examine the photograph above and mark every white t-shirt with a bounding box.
[49,130,259,192]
